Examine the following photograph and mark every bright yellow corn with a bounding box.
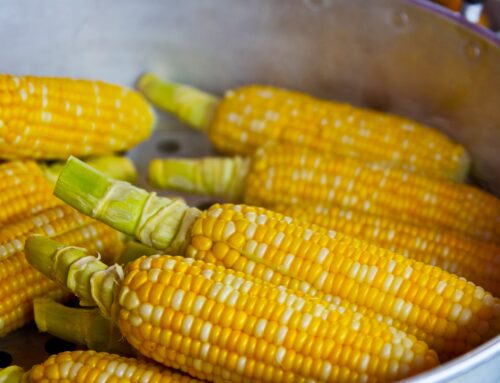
[139,74,469,181]
[148,144,500,244]
[0,205,123,336]
[27,239,439,382]
[53,159,500,361]
[0,74,154,159]
[273,204,500,297]
[185,204,500,359]
[0,350,200,383]
[0,161,57,225]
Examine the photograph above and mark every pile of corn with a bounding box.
[0,73,498,383]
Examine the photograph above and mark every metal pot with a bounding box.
[0,0,498,380]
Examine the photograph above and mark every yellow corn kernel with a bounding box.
[117,255,437,382]
[243,144,500,244]
[9,350,200,382]
[273,204,500,297]
[0,160,57,225]
[0,74,154,159]
[186,204,500,360]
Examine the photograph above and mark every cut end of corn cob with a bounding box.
[138,73,218,131]
[0,74,155,159]
[148,156,249,200]
[43,155,137,184]
[55,156,201,252]
[26,236,120,316]
[33,298,133,356]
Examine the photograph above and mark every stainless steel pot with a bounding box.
[0,0,498,380]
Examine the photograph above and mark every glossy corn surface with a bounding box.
[19,350,200,382]
[210,85,469,181]
[0,74,154,159]
[0,209,123,336]
[117,254,437,382]
[0,161,57,225]
[274,204,500,297]
[244,144,500,244]
[185,203,500,359]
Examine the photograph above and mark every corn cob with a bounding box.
[0,161,57,225]
[34,298,134,356]
[0,155,136,226]
[138,73,469,182]
[148,144,500,244]
[271,204,500,297]
[0,205,124,336]
[0,350,201,383]
[53,158,500,359]
[0,74,154,159]
[27,237,438,382]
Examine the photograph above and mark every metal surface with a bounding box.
[0,0,499,380]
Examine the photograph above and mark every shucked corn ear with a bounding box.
[0,204,124,336]
[148,143,500,244]
[0,350,200,383]
[138,73,469,181]
[0,161,56,225]
[272,204,500,297]
[53,158,500,359]
[27,237,438,382]
[0,74,154,159]
[0,155,136,226]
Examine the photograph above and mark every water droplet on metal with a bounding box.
[392,11,409,28]
[464,42,482,61]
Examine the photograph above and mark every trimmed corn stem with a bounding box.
[138,73,218,131]
[42,155,137,184]
[33,298,133,356]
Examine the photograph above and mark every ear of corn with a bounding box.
[0,74,154,159]
[27,237,439,382]
[0,350,201,383]
[273,204,500,297]
[0,205,124,337]
[0,161,57,225]
[33,298,134,356]
[138,74,469,182]
[243,144,500,243]
[53,158,500,360]
[149,144,500,244]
